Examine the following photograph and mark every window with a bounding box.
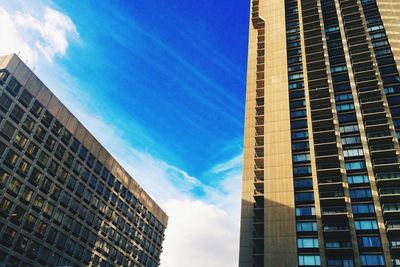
[32,195,44,210]
[6,77,21,96]
[0,197,12,215]
[15,234,28,253]
[41,111,53,127]
[298,255,321,266]
[24,213,37,231]
[31,100,43,118]
[44,136,56,150]
[0,168,10,188]
[0,70,9,84]
[8,177,22,195]
[18,90,33,108]
[337,103,354,112]
[292,130,309,140]
[5,150,19,167]
[26,143,39,159]
[348,174,369,184]
[296,207,315,216]
[345,161,366,171]
[1,120,16,140]
[352,204,375,215]
[26,241,40,258]
[22,115,35,132]
[296,222,317,232]
[18,160,31,175]
[360,254,385,266]
[36,220,48,236]
[355,220,378,230]
[10,105,24,122]
[295,192,314,202]
[326,259,354,267]
[291,120,308,129]
[292,142,309,151]
[350,189,372,199]
[338,113,357,123]
[0,93,12,112]
[294,179,313,189]
[1,227,16,246]
[359,236,381,248]
[293,153,310,163]
[335,93,353,102]
[293,166,312,176]
[343,148,364,158]
[37,151,50,167]
[70,138,80,153]
[340,124,359,133]
[291,109,307,119]
[14,132,28,148]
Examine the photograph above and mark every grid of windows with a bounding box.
[0,69,166,267]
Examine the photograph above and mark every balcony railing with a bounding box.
[380,188,400,196]
[320,191,345,198]
[321,206,347,215]
[376,172,400,181]
[323,224,349,232]
[383,204,400,213]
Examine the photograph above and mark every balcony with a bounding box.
[386,222,400,233]
[383,204,400,219]
[376,172,400,186]
[325,241,352,251]
[372,157,400,171]
[380,187,400,196]
[323,224,350,235]
[318,176,343,186]
[321,206,348,219]
[367,131,392,141]
[319,191,345,203]
[370,144,396,158]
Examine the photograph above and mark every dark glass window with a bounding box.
[18,90,33,108]
[1,120,16,140]
[0,93,12,113]
[31,100,43,118]
[6,77,21,96]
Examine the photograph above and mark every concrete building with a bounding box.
[0,54,168,266]
[239,0,400,266]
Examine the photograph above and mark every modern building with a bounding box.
[0,54,168,267]
[240,0,400,266]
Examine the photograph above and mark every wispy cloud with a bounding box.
[0,5,78,66]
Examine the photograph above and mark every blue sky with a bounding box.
[55,1,249,179]
[0,0,249,266]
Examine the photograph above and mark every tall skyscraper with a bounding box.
[0,54,168,266]
[240,0,400,266]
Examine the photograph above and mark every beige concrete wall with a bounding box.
[239,8,259,267]
[262,0,297,265]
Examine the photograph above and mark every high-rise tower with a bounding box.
[239,0,400,266]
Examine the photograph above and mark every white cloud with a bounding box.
[161,199,239,267]
[0,8,38,67]
[0,5,77,66]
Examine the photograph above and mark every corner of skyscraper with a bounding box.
[239,0,400,266]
